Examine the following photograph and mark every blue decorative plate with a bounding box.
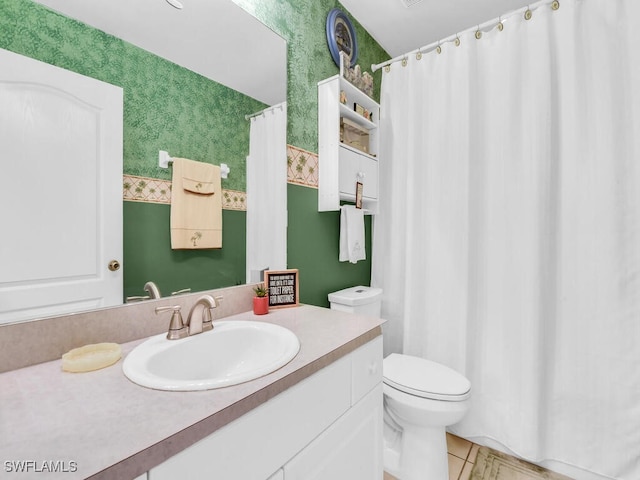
[326,8,358,68]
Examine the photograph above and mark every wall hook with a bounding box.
[159,150,173,169]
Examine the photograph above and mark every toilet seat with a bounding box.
[383,353,471,401]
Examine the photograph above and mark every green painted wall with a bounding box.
[1,0,389,307]
[287,185,373,306]
[124,203,246,296]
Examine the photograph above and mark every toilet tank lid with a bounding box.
[383,354,471,400]
[328,286,382,306]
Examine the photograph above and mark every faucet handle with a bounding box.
[155,305,188,340]
[155,305,181,315]
[126,295,151,303]
[171,288,191,296]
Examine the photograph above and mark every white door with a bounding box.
[0,48,123,325]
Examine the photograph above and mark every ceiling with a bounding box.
[31,0,535,102]
[339,0,535,58]
[31,0,287,106]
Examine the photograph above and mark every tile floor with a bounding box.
[384,433,478,480]
[446,433,478,480]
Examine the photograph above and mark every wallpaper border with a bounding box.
[123,174,247,211]
[123,145,319,209]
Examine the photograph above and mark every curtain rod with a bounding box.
[245,101,286,121]
[371,0,559,72]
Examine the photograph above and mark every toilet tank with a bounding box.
[328,286,382,317]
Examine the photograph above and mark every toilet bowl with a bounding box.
[326,286,471,480]
[383,353,471,480]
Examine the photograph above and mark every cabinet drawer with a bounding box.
[338,146,378,200]
[351,336,383,404]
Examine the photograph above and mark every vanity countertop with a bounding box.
[0,305,383,479]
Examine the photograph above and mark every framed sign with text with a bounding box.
[264,269,299,309]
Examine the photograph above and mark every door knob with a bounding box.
[108,260,121,272]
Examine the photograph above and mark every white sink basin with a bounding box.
[122,320,300,391]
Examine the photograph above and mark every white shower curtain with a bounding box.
[372,1,640,478]
[246,102,287,282]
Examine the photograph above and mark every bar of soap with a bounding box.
[62,343,122,373]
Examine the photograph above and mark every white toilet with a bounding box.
[328,286,472,480]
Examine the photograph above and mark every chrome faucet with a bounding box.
[126,281,162,303]
[155,294,222,340]
[144,281,161,299]
[186,294,220,336]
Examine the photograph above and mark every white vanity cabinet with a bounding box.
[318,75,381,214]
[148,336,383,480]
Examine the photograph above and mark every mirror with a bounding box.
[1,0,286,324]
[32,0,286,107]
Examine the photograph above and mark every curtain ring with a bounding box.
[454,36,461,47]
[416,51,423,60]
[551,1,560,10]
[436,43,442,54]
[524,7,533,20]
[475,27,482,40]
[401,57,408,67]
[497,16,504,31]
[384,64,391,73]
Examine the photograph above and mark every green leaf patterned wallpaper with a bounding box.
[234,0,388,153]
[0,0,265,191]
[0,0,388,189]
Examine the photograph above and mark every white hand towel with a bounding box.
[339,205,366,264]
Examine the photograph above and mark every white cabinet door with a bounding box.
[351,336,383,404]
[284,384,384,480]
[0,48,123,324]
[338,146,379,201]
